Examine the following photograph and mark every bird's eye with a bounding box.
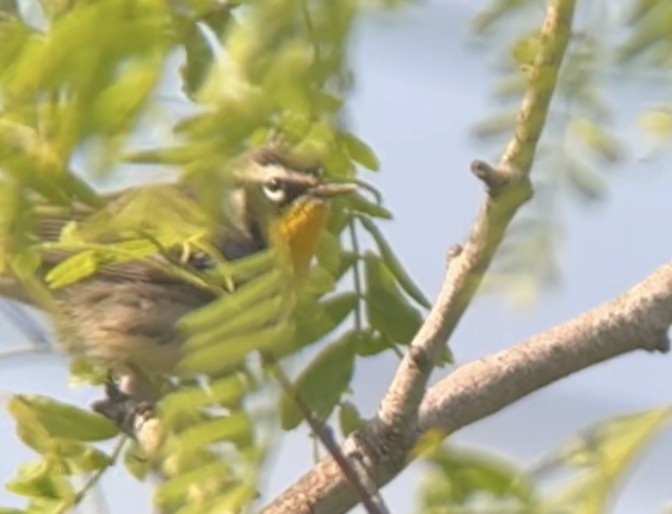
[262,179,286,203]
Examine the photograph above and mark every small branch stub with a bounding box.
[470,159,510,193]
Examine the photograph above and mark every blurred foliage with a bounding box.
[0,0,670,512]
[416,408,671,514]
[0,0,428,511]
[471,0,672,306]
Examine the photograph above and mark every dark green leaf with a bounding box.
[304,264,336,296]
[364,252,422,344]
[334,250,357,282]
[338,401,365,436]
[293,292,358,350]
[180,267,285,333]
[424,446,534,505]
[179,323,295,375]
[355,330,396,357]
[358,215,431,309]
[347,193,392,220]
[316,230,341,276]
[280,330,357,430]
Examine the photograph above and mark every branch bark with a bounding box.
[259,1,591,513]
[263,258,672,514]
[418,260,672,434]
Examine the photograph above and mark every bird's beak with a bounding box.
[309,182,358,199]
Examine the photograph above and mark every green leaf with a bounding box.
[358,216,431,309]
[180,265,285,333]
[338,401,365,437]
[280,330,357,430]
[421,445,534,507]
[91,57,162,135]
[9,395,119,443]
[304,264,336,296]
[293,292,358,350]
[183,294,285,350]
[355,330,396,357]
[166,411,254,454]
[155,460,232,509]
[338,131,379,171]
[572,117,623,163]
[44,250,100,288]
[316,230,341,276]
[511,31,541,68]
[180,18,217,99]
[123,441,151,481]
[68,358,109,386]
[202,482,257,514]
[334,250,357,282]
[346,193,392,220]
[639,108,672,141]
[179,323,295,375]
[5,461,74,500]
[51,440,111,474]
[160,374,250,425]
[364,252,422,344]
[539,407,671,514]
[564,157,606,202]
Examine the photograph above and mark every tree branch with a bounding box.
[263,258,672,514]
[260,1,582,512]
[418,260,672,434]
[374,0,576,440]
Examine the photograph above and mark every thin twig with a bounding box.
[269,361,390,514]
[347,218,363,333]
[55,436,127,514]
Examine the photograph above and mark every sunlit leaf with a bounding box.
[5,461,73,500]
[338,131,379,171]
[639,108,672,140]
[8,395,119,443]
[155,460,232,509]
[512,31,541,68]
[167,411,254,454]
[537,407,671,514]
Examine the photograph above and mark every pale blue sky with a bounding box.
[2,2,671,513]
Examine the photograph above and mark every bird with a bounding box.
[0,146,356,401]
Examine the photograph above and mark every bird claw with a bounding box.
[92,376,157,438]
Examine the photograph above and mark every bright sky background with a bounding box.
[2,1,672,513]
